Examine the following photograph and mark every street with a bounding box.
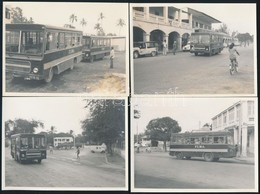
[134,45,255,94]
[5,147,125,188]
[134,152,255,189]
[5,52,126,94]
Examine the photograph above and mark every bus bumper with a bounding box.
[11,72,44,81]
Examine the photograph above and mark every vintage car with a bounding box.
[133,41,158,59]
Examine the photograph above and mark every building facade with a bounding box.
[53,136,74,147]
[212,100,255,157]
[132,6,221,51]
[5,5,12,24]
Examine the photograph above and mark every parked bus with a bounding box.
[5,24,83,82]
[10,133,47,163]
[169,131,237,162]
[190,30,227,56]
[82,35,111,62]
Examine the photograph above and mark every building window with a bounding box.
[248,101,254,117]
[199,23,203,28]
[229,108,235,123]
[217,115,222,127]
[6,8,11,19]
[223,112,227,125]
[212,118,217,129]
[196,22,199,27]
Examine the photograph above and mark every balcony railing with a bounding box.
[133,10,192,30]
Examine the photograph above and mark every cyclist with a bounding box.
[228,43,240,69]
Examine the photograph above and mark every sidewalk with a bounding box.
[233,156,255,164]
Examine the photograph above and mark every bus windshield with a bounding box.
[6,30,44,55]
[190,34,210,44]
[21,136,46,149]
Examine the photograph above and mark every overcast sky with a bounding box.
[5,2,128,36]
[131,98,250,135]
[3,97,89,135]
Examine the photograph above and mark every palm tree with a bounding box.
[48,126,57,146]
[80,18,87,34]
[98,12,105,28]
[94,23,103,35]
[69,14,77,24]
[116,18,126,36]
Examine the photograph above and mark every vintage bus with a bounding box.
[190,30,227,56]
[82,35,111,62]
[169,131,237,162]
[10,133,47,163]
[5,24,83,82]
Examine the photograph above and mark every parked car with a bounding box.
[182,42,191,52]
[133,41,158,59]
[90,143,106,153]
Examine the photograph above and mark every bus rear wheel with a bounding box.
[44,68,54,83]
[204,152,214,162]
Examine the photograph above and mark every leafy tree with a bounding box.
[145,117,181,151]
[80,18,87,33]
[203,123,212,131]
[94,23,105,36]
[5,118,44,138]
[216,23,229,35]
[236,33,253,46]
[98,12,105,28]
[11,7,34,24]
[116,18,126,36]
[81,99,125,155]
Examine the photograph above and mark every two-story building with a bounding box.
[212,100,255,157]
[132,5,221,52]
[5,5,12,24]
[53,136,74,147]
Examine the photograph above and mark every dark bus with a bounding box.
[169,131,237,162]
[11,133,47,163]
[190,30,227,56]
[5,24,83,82]
[82,35,111,62]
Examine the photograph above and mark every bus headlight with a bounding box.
[205,47,209,51]
[86,54,89,57]
[33,68,39,74]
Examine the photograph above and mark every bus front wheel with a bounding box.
[176,152,183,160]
[44,68,54,83]
[204,152,214,162]
[37,159,42,164]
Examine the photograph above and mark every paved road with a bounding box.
[134,152,255,189]
[5,52,126,94]
[134,45,255,94]
[5,148,125,188]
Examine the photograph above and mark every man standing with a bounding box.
[110,47,115,69]
[163,40,167,56]
[76,146,80,159]
[172,41,177,55]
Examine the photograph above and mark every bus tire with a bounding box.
[195,52,198,56]
[204,152,214,162]
[176,152,183,160]
[37,159,42,164]
[44,68,54,83]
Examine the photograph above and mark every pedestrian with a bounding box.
[110,47,115,69]
[50,145,53,154]
[76,146,80,159]
[172,41,177,55]
[163,40,167,56]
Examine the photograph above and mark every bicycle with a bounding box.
[229,59,238,75]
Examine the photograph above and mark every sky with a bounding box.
[3,97,89,135]
[131,98,247,135]
[5,2,128,36]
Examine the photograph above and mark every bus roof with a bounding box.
[172,131,232,137]
[6,23,82,33]
[11,133,46,138]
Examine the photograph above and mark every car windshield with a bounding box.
[6,30,44,55]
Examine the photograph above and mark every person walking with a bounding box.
[76,146,80,159]
[110,47,115,69]
[49,145,53,154]
[172,41,177,55]
[162,40,167,56]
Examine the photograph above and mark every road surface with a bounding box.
[134,45,255,94]
[5,52,126,94]
[5,147,125,188]
[134,152,255,189]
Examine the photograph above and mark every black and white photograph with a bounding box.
[131,3,256,95]
[131,97,257,191]
[2,97,127,190]
[3,2,128,95]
